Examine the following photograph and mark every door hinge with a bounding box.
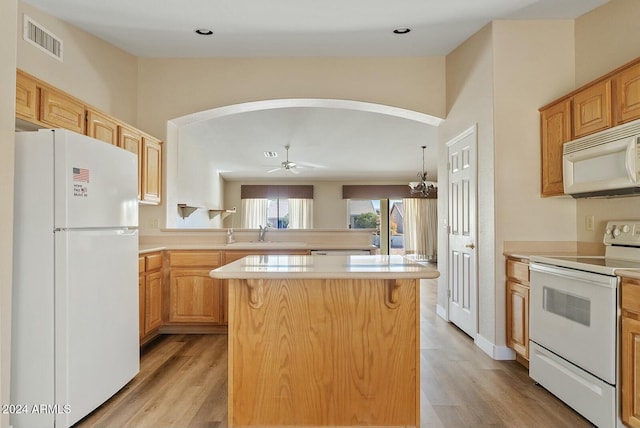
[447,288,451,298]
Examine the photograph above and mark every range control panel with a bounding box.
[604,220,640,246]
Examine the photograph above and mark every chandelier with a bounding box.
[408,145,437,197]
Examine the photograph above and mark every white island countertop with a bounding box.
[209,254,440,280]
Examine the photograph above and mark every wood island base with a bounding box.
[227,277,420,427]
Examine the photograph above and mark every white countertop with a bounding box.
[209,254,440,279]
[139,242,376,253]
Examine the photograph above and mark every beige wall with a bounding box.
[575,0,640,86]
[17,1,138,124]
[574,0,640,241]
[492,20,577,349]
[438,24,495,344]
[1,0,17,425]
[136,57,446,140]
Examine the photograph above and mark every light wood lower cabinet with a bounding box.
[622,276,640,427]
[167,251,223,325]
[139,252,164,344]
[506,257,530,366]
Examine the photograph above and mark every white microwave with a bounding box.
[563,119,640,198]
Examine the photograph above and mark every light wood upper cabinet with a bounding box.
[540,99,571,197]
[39,86,86,134]
[141,136,162,205]
[15,69,164,207]
[616,62,640,125]
[119,126,143,200]
[87,109,118,145]
[15,71,38,122]
[572,79,612,139]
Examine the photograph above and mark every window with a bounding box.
[240,185,314,229]
[348,199,405,255]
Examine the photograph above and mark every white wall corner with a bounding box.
[436,304,448,321]
[475,334,516,360]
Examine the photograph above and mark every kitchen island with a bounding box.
[210,254,439,428]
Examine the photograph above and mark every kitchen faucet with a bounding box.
[258,225,269,241]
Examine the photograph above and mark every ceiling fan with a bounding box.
[266,144,317,174]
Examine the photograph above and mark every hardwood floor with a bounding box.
[75,279,592,427]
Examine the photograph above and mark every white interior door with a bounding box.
[447,126,477,338]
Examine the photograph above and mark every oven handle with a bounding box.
[529,262,617,288]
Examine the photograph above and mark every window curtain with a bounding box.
[288,199,313,229]
[403,198,437,261]
[241,199,268,229]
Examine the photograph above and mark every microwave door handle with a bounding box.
[626,140,637,183]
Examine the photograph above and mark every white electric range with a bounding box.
[528,220,640,428]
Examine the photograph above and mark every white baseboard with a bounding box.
[475,334,516,360]
[436,304,448,321]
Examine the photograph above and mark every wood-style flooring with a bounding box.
[75,279,592,427]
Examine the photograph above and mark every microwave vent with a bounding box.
[23,15,63,62]
[564,118,640,154]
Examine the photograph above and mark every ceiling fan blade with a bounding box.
[267,167,282,173]
[288,167,300,174]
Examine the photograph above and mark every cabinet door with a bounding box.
[118,126,143,200]
[506,281,529,360]
[622,316,640,427]
[169,269,220,323]
[141,137,162,205]
[572,79,612,138]
[616,62,640,125]
[40,87,86,134]
[145,270,163,334]
[15,71,38,122]
[87,109,118,145]
[540,100,571,197]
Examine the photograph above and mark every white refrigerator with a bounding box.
[11,129,140,428]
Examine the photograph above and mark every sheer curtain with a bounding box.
[241,198,269,228]
[403,198,438,261]
[288,198,313,229]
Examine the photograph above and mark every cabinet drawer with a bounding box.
[169,251,222,268]
[138,256,145,274]
[507,260,529,284]
[622,278,640,315]
[145,252,163,271]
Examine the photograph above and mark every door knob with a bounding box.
[465,243,475,250]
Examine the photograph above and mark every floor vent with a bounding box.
[23,15,63,62]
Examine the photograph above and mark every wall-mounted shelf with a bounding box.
[177,203,200,219]
[208,207,237,220]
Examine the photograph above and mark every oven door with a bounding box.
[529,262,618,384]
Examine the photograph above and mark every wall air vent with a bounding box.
[23,15,63,62]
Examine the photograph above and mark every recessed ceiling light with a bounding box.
[393,28,411,35]
[195,29,214,36]
[264,151,278,158]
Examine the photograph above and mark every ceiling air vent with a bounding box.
[23,15,63,62]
